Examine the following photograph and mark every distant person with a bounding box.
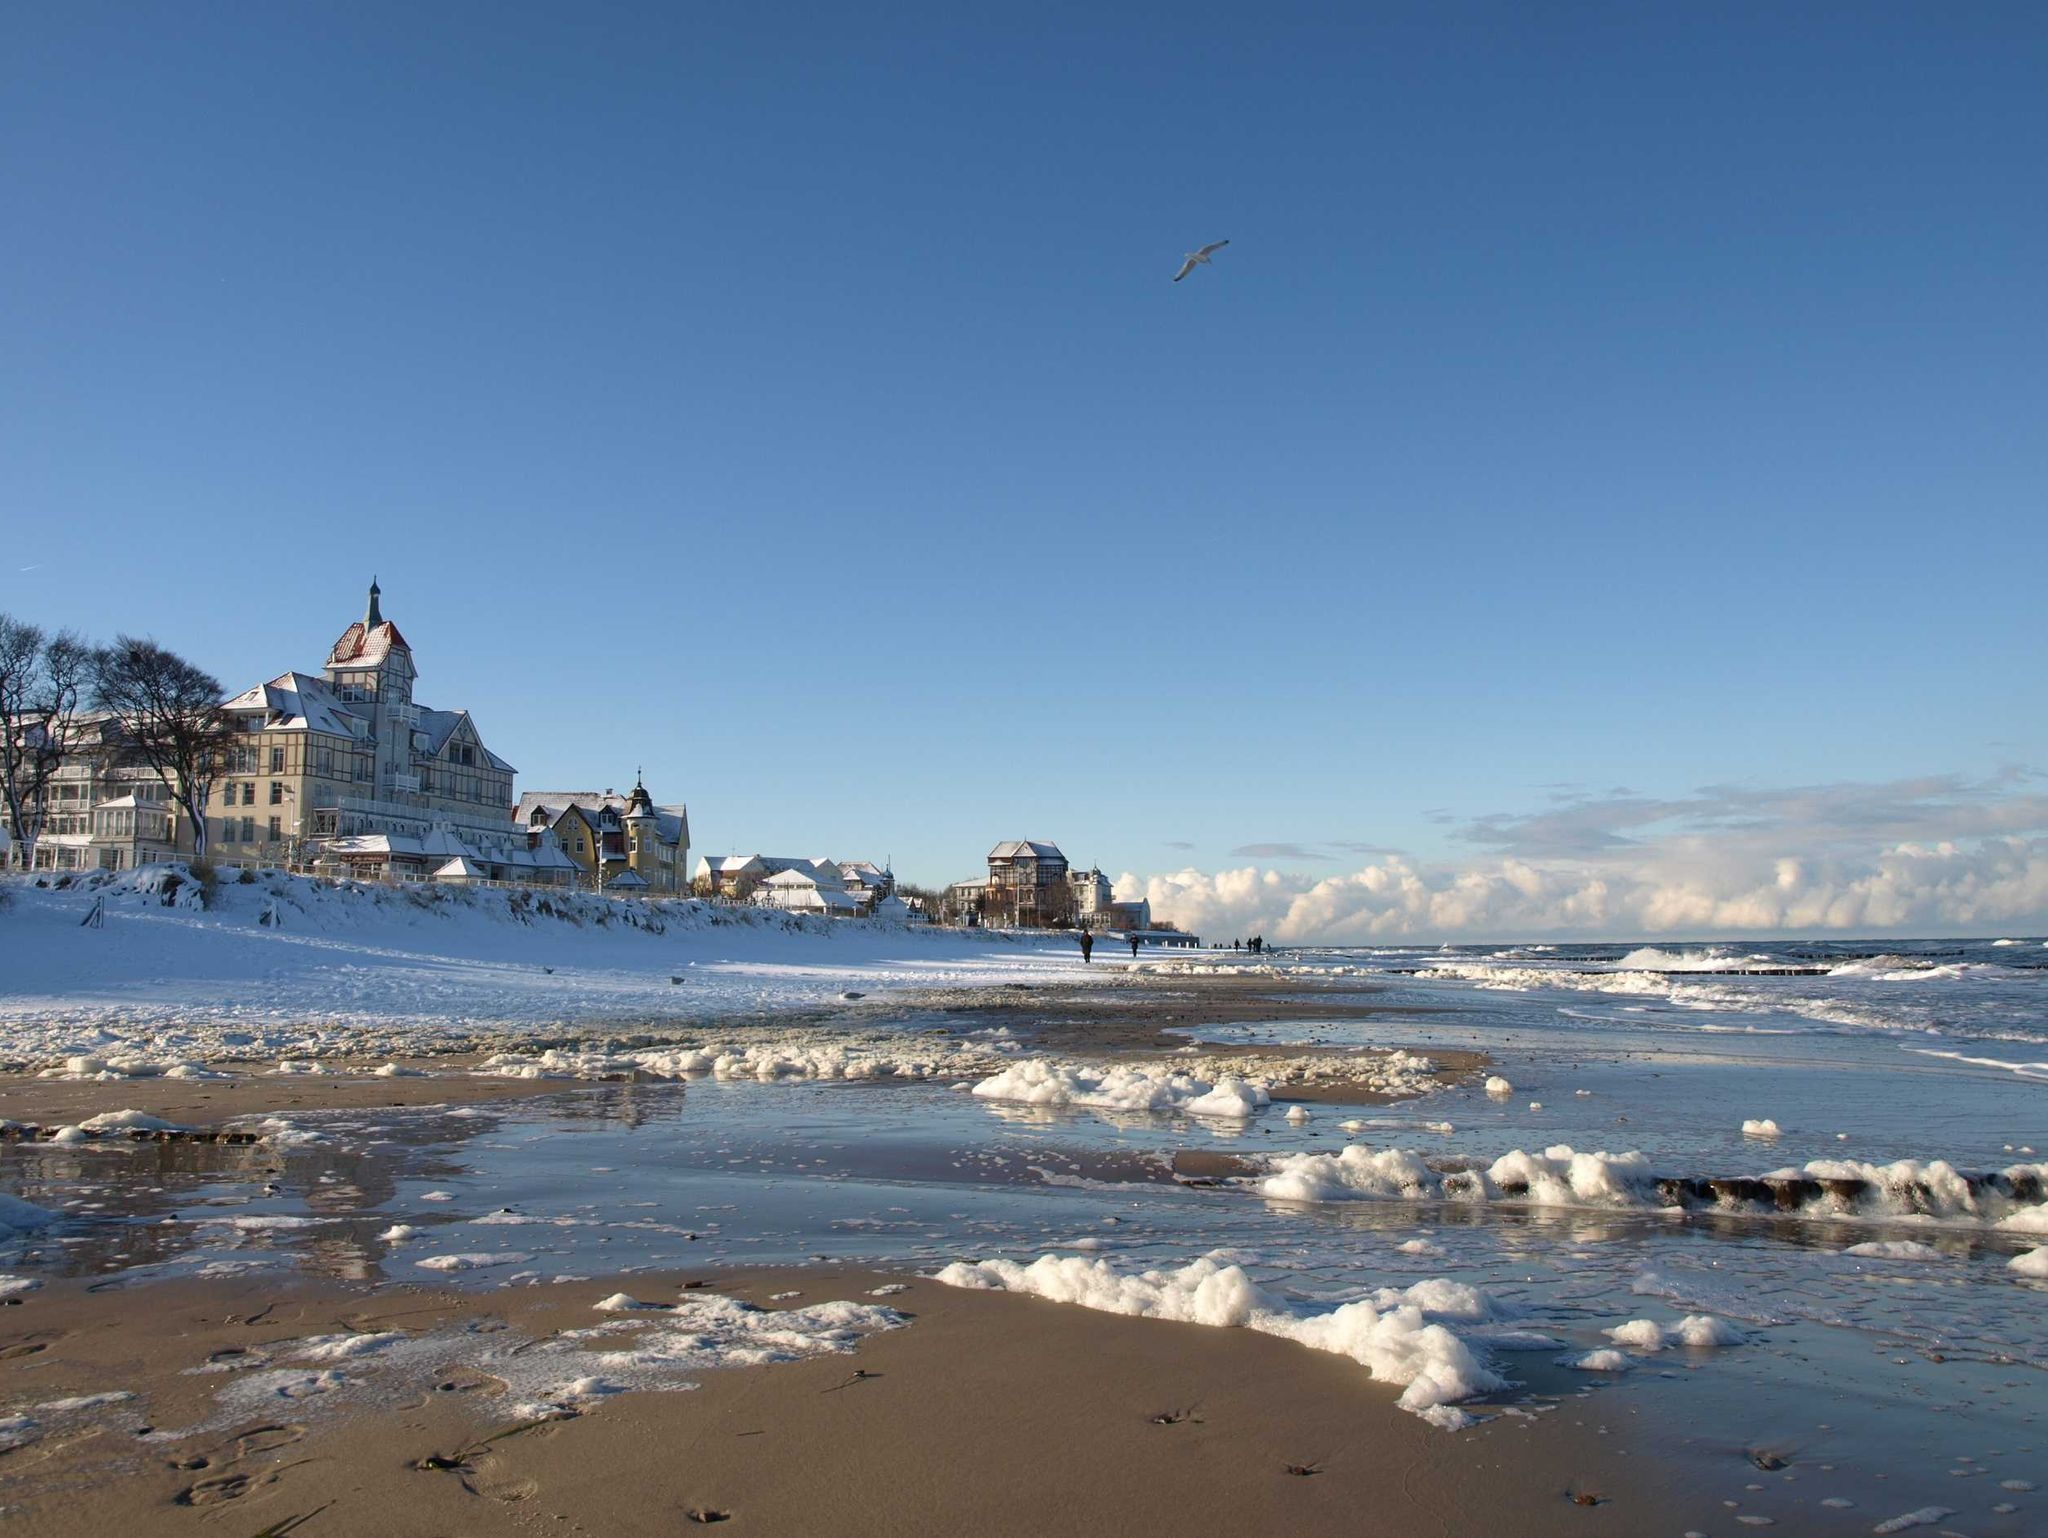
[1078,930,1094,963]
[1232,938,1240,952]
[1128,934,1141,959]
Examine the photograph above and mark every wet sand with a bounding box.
[0,1266,1772,1538]
[0,1062,577,1132]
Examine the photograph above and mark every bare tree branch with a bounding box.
[90,636,231,863]
[0,613,91,871]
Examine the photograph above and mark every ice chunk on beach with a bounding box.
[970,1060,1270,1119]
[2006,1246,2048,1277]
[76,1109,185,1134]
[1871,1508,1954,1534]
[1563,1348,1633,1371]
[933,1253,1501,1422]
[1741,1118,1781,1138]
[414,1252,532,1272]
[1603,1315,1745,1351]
[1262,1146,1438,1203]
[1483,1076,1514,1097]
[1844,1240,1945,1262]
[0,1193,60,1236]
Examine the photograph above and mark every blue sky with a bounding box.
[4,3,2044,928]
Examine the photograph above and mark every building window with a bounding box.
[241,816,256,843]
[220,818,238,844]
[270,747,285,772]
[269,781,284,805]
[268,817,282,841]
[243,783,257,805]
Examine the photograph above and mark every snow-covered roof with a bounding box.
[433,856,489,880]
[221,672,368,739]
[325,619,411,670]
[518,791,685,846]
[763,866,848,890]
[696,854,826,879]
[92,795,164,811]
[606,868,649,889]
[989,840,1065,861]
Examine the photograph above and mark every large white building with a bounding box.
[215,581,576,884]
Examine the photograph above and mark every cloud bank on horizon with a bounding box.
[1122,771,2048,942]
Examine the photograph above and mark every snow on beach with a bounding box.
[934,1252,1505,1425]
[0,866,1090,1068]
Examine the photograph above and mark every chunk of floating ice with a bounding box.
[1484,1076,1514,1097]
[1284,1106,1310,1123]
[0,1194,61,1235]
[1397,1238,1445,1257]
[1741,1119,1782,1138]
[379,1224,417,1242]
[1843,1240,1945,1262]
[1340,1119,1367,1133]
[970,1060,1271,1119]
[1562,1348,1632,1371]
[933,1252,1501,1423]
[1602,1315,1745,1350]
[1528,1101,1543,1111]
[1870,1508,1954,1534]
[414,1253,532,1272]
[867,1284,910,1296]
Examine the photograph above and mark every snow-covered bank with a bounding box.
[0,866,1085,1067]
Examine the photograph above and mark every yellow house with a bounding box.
[515,779,690,893]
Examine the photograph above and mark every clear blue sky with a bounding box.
[5,2,2044,891]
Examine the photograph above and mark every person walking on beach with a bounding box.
[1128,934,1141,959]
[1078,929,1094,963]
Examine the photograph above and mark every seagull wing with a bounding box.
[1172,257,1198,282]
[1197,240,1230,258]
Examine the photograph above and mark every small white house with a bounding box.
[759,866,860,915]
[869,892,922,924]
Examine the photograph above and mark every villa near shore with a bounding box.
[946,840,1151,931]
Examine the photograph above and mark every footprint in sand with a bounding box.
[175,1471,252,1506]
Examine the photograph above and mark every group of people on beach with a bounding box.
[1230,935,1266,953]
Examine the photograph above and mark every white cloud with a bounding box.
[1119,771,2048,941]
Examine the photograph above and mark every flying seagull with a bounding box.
[1173,240,1230,282]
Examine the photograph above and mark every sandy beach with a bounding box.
[2,1265,1785,1538]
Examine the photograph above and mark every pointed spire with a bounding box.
[365,576,383,629]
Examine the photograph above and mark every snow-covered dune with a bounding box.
[0,866,1081,1067]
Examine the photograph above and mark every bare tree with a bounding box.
[90,637,232,864]
[0,614,92,871]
